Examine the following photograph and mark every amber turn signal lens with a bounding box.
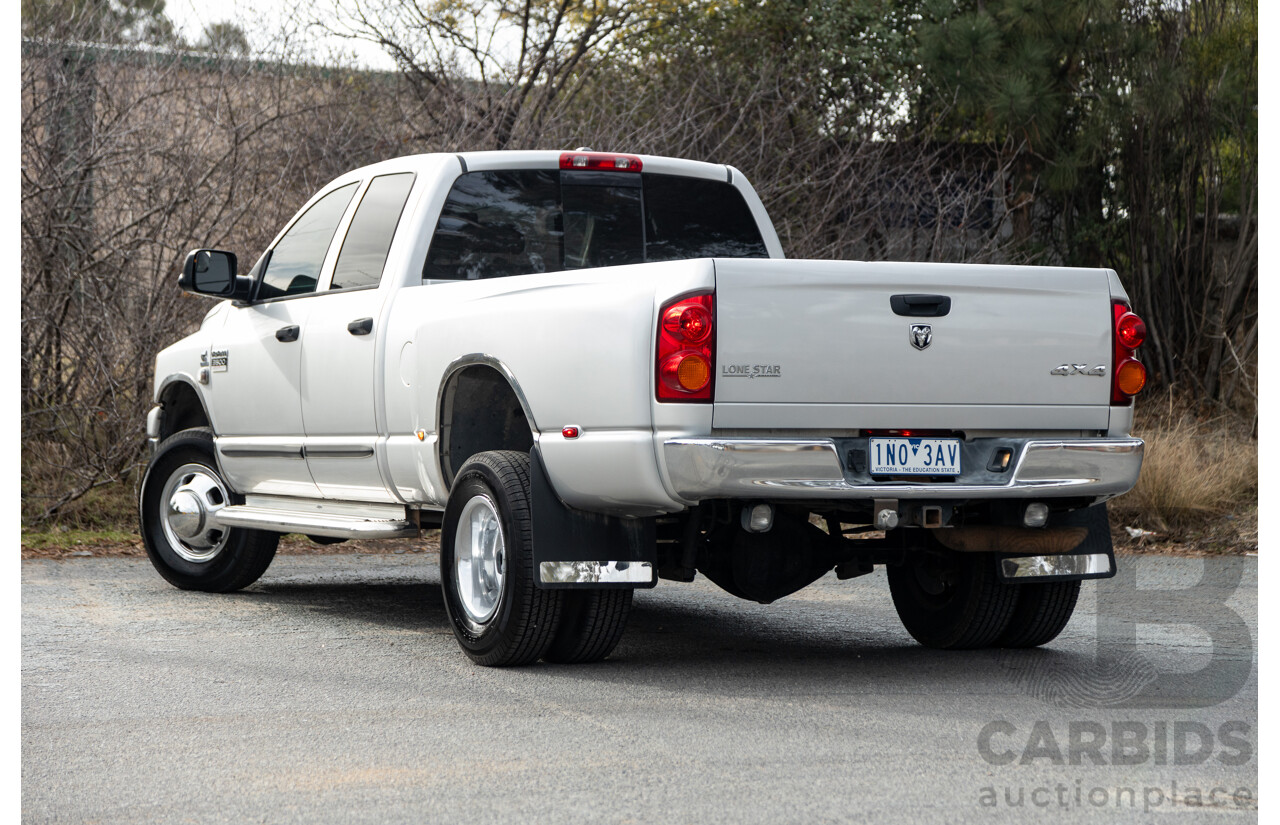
[1116,359,1147,396]
[676,354,710,391]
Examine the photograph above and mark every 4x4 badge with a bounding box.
[1051,364,1106,376]
[910,324,932,350]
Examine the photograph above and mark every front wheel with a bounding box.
[139,428,278,592]
[440,451,562,666]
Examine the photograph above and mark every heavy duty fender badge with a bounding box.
[909,324,932,350]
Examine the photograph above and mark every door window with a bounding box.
[331,173,417,291]
[257,182,359,300]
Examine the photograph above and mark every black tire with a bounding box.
[440,451,562,667]
[887,540,1018,649]
[139,428,278,593]
[543,589,633,664]
[996,580,1082,648]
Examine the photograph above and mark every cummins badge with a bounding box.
[910,324,932,350]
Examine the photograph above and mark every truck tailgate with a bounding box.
[712,259,1115,432]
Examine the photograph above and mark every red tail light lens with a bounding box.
[662,303,712,344]
[657,292,714,401]
[1116,312,1146,349]
[1112,300,1147,405]
[560,152,643,172]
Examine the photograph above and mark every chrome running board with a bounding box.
[213,495,419,539]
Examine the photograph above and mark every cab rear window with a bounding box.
[423,171,767,280]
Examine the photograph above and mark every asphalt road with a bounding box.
[23,553,1256,824]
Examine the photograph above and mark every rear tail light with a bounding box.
[657,292,714,401]
[1116,359,1147,396]
[560,152,643,172]
[662,302,712,343]
[1116,312,1146,349]
[1112,300,1147,405]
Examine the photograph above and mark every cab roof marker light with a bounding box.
[559,152,644,172]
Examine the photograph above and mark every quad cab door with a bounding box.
[299,172,419,502]
[212,180,361,496]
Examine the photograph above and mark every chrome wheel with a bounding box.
[453,494,507,624]
[159,463,230,563]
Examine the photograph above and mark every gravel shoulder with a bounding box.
[22,553,1257,824]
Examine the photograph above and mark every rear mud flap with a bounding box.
[995,503,1117,584]
[529,445,657,589]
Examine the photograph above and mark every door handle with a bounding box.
[275,325,300,342]
[347,317,373,336]
[890,294,952,317]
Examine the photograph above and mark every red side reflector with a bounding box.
[562,426,580,439]
[559,152,643,172]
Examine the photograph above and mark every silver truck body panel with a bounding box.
[712,259,1116,429]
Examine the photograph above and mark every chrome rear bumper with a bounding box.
[662,437,1143,502]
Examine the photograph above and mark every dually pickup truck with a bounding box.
[142,150,1146,666]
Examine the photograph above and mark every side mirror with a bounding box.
[179,249,252,300]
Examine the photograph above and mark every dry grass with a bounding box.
[21,440,142,529]
[1109,392,1257,542]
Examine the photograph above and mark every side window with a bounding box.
[423,171,560,280]
[257,182,359,300]
[331,173,416,291]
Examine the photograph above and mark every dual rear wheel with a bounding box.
[887,536,1081,650]
[439,451,632,667]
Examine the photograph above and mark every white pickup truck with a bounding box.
[141,150,1146,666]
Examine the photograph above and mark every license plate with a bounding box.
[869,437,961,475]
